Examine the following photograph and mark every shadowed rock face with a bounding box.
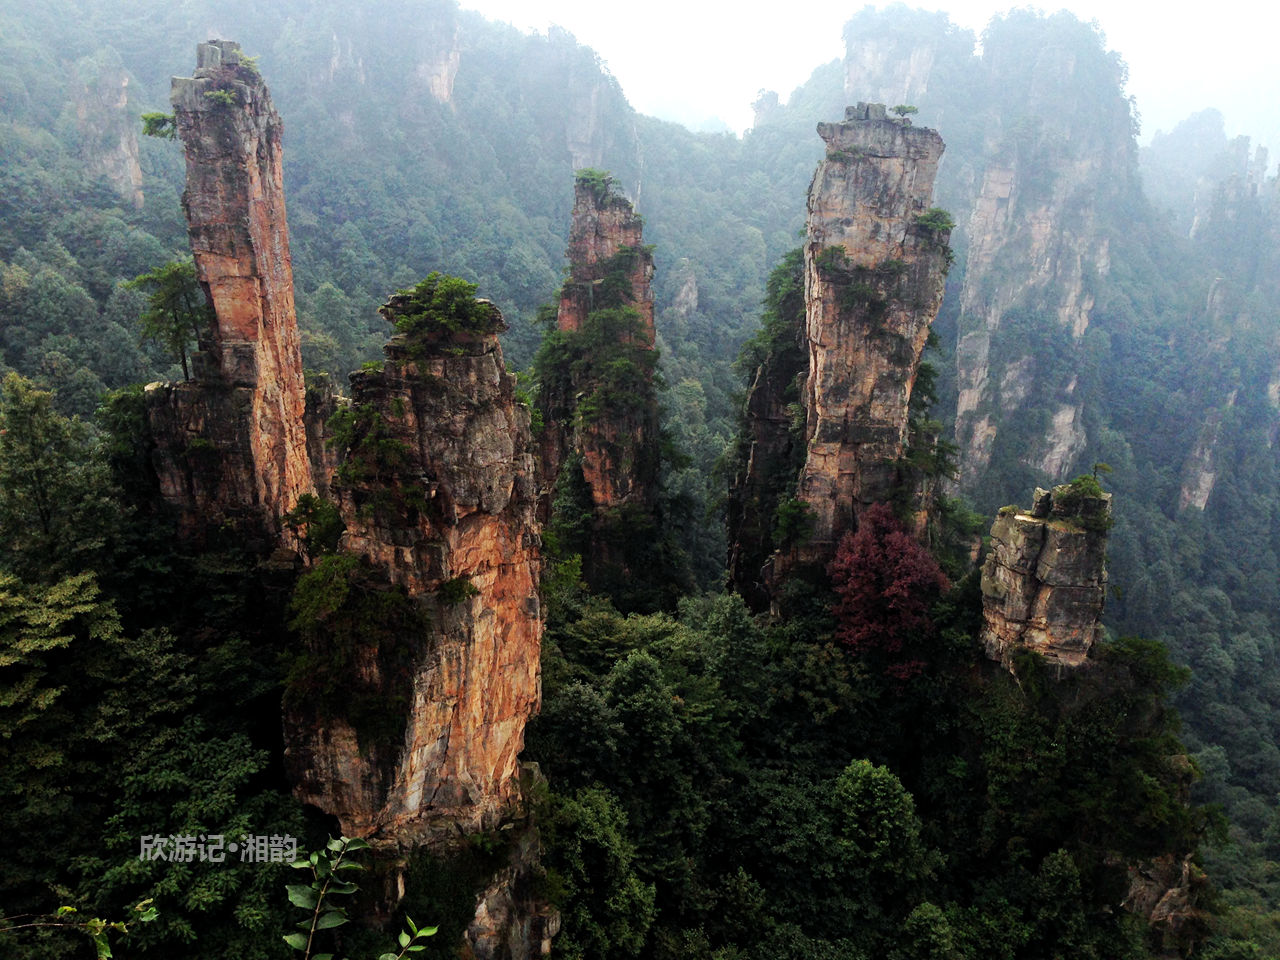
[146,40,312,540]
[980,483,1111,668]
[539,175,662,600]
[787,103,949,576]
[557,177,653,337]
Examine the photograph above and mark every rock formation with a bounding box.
[538,172,664,604]
[145,40,312,542]
[979,482,1111,668]
[555,173,654,338]
[729,105,949,603]
[71,48,143,208]
[790,103,949,571]
[727,252,808,609]
[947,16,1135,490]
[144,43,549,958]
[287,291,542,845]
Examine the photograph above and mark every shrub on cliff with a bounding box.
[380,272,504,341]
[829,503,949,680]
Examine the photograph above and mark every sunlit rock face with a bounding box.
[288,304,543,844]
[980,483,1111,668]
[555,176,654,338]
[144,42,549,957]
[146,40,313,541]
[783,103,948,578]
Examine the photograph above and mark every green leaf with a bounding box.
[406,915,417,935]
[335,861,365,871]
[286,884,318,909]
[316,911,349,930]
[328,880,359,895]
[290,859,311,869]
[379,954,398,960]
[327,837,345,852]
[93,932,112,959]
[408,947,427,953]
[419,926,439,937]
[283,932,309,950]
[399,930,411,948]
[343,837,371,851]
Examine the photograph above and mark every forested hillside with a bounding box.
[1,1,1278,957]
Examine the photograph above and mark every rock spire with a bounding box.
[731,104,950,603]
[145,40,312,540]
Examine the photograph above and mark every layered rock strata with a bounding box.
[288,301,542,843]
[145,40,312,540]
[788,103,949,572]
[555,174,654,338]
[979,483,1110,668]
[145,42,548,957]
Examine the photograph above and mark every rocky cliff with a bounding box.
[729,105,949,602]
[979,481,1110,668]
[726,251,808,609]
[839,11,1139,500]
[788,103,949,573]
[145,40,312,542]
[287,294,542,845]
[538,173,664,605]
[144,42,549,957]
[951,15,1134,489]
[555,174,654,338]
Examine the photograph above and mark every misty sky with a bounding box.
[461,0,1280,159]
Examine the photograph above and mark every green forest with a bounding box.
[1,1,1279,958]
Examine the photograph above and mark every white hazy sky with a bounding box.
[460,0,1280,157]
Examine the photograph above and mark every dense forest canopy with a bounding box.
[1,1,1279,958]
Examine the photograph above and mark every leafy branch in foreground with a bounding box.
[0,899,158,958]
[286,836,436,960]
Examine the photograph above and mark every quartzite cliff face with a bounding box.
[145,40,313,541]
[730,105,949,602]
[288,302,542,846]
[979,483,1110,668]
[538,174,663,604]
[794,104,948,568]
[144,41,548,958]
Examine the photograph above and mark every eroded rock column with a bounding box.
[288,296,542,845]
[787,103,949,574]
[146,40,312,539]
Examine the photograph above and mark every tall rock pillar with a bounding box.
[287,293,543,843]
[538,172,666,607]
[146,40,312,539]
[787,103,949,574]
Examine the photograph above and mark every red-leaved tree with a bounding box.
[828,503,949,680]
